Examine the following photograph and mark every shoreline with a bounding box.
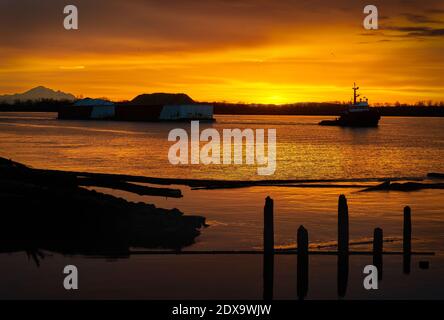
[2,109,444,118]
[0,157,207,261]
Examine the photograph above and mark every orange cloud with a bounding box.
[0,0,443,103]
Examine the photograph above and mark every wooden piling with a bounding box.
[337,195,349,297]
[338,195,349,255]
[297,225,309,300]
[403,206,412,254]
[373,227,383,280]
[297,225,309,259]
[264,196,274,255]
[403,206,412,274]
[263,196,274,300]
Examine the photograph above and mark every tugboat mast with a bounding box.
[352,82,360,105]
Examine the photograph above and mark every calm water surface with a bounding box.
[1,113,443,179]
[1,112,443,299]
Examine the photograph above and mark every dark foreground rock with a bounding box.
[0,157,206,260]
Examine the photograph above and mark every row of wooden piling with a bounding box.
[263,194,413,257]
[262,194,415,299]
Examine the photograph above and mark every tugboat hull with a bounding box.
[319,110,380,127]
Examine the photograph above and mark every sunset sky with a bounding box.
[0,0,443,104]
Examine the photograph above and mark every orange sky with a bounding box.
[0,0,443,104]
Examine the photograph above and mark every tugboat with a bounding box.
[319,83,380,127]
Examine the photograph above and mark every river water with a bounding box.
[1,112,443,299]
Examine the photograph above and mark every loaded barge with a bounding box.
[58,93,214,122]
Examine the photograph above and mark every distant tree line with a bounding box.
[211,101,444,117]
[0,99,73,112]
[1,99,444,117]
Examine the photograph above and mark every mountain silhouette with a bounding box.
[0,86,76,103]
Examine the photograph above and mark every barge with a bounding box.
[58,94,214,122]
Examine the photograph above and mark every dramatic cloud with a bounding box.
[0,0,443,103]
[402,13,442,24]
[385,26,444,37]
